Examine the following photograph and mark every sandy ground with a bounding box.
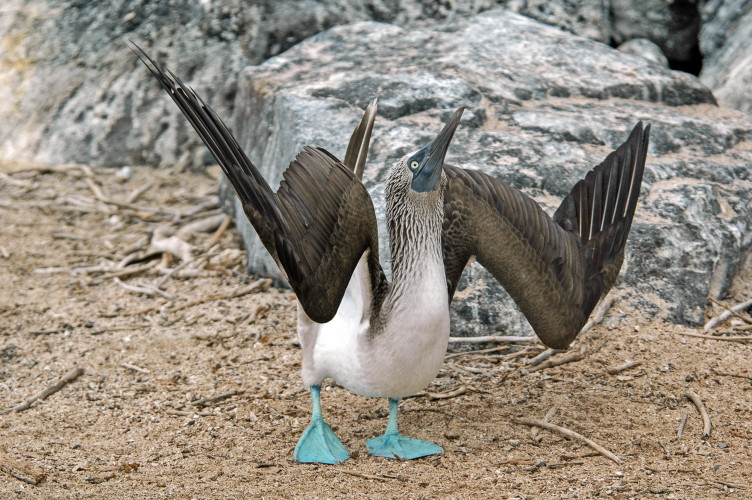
[0,163,750,499]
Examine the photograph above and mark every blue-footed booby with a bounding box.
[132,44,650,464]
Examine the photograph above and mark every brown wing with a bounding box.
[442,123,650,349]
[343,99,377,180]
[132,43,388,324]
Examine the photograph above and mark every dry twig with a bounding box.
[426,386,467,400]
[606,360,641,375]
[2,366,84,414]
[683,391,711,438]
[704,296,752,331]
[448,335,537,344]
[0,458,46,485]
[525,350,584,374]
[513,417,621,464]
[677,413,688,439]
[678,331,752,343]
[709,297,752,324]
[167,278,271,313]
[527,348,559,367]
[188,390,244,407]
[531,406,558,442]
[121,362,150,374]
[205,214,233,250]
[580,295,614,334]
[113,277,175,300]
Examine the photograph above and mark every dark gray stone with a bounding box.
[699,0,752,113]
[222,10,752,337]
[610,0,702,63]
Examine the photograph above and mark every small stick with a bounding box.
[704,296,752,331]
[95,261,157,281]
[678,331,752,343]
[580,295,614,334]
[0,458,46,485]
[683,391,711,438]
[531,406,558,442]
[167,278,272,313]
[165,409,212,417]
[177,213,227,237]
[709,297,752,324]
[157,253,211,289]
[188,390,244,407]
[340,470,403,482]
[204,214,233,250]
[0,245,9,259]
[113,277,175,300]
[121,362,150,374]
[525,350,584,374]
[677,413,688,439]
[125,182,153,204]
[710,368,752,381]
[427,386,467,400]
[513,417,621,464]
[448,335,537,344]
[527,348,559,367]
[2,366,84,414]
[445,345,516,359]
[606,360,641,375]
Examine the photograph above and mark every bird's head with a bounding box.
[386,107,464,213]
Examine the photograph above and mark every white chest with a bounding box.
[297,253,450,398]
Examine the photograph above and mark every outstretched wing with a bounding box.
[132,44,388,324]
[442,123,650,349]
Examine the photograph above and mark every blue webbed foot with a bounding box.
[294,385,349,464]
[294,417,350,464]
[366,398,442,460]
[366,432,442,460]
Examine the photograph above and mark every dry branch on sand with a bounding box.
[683,391,712,438]
[513,417,621,464]
[704,296,752,331]
[2,367,84,414]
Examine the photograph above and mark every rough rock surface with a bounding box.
[699,0,752,113]
[221,9,752,338]
[0,0,610,168]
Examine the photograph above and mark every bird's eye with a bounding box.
[410,160,419,170]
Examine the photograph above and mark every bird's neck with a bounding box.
[386,195,446,299]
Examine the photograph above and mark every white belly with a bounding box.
[297,252,450,399]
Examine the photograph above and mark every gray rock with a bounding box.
[222,9,751,337]
[618,38,670,67]
[610,0,702,63]
[0,0,611,168]
[699,0,752,113]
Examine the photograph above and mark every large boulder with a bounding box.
[0,0,610,168]
[222,9,752,337]
[699,0,752,113]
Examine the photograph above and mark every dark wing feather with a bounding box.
[443,123,649,349]
[343,99,378,180]
[132,43,388,323]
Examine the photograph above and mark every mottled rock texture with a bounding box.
[222,10,752,337]
[0,0,609,168]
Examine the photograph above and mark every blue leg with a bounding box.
[366,398,442,460]
[294,386,350,464]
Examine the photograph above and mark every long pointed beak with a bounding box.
[411,107,464,192]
